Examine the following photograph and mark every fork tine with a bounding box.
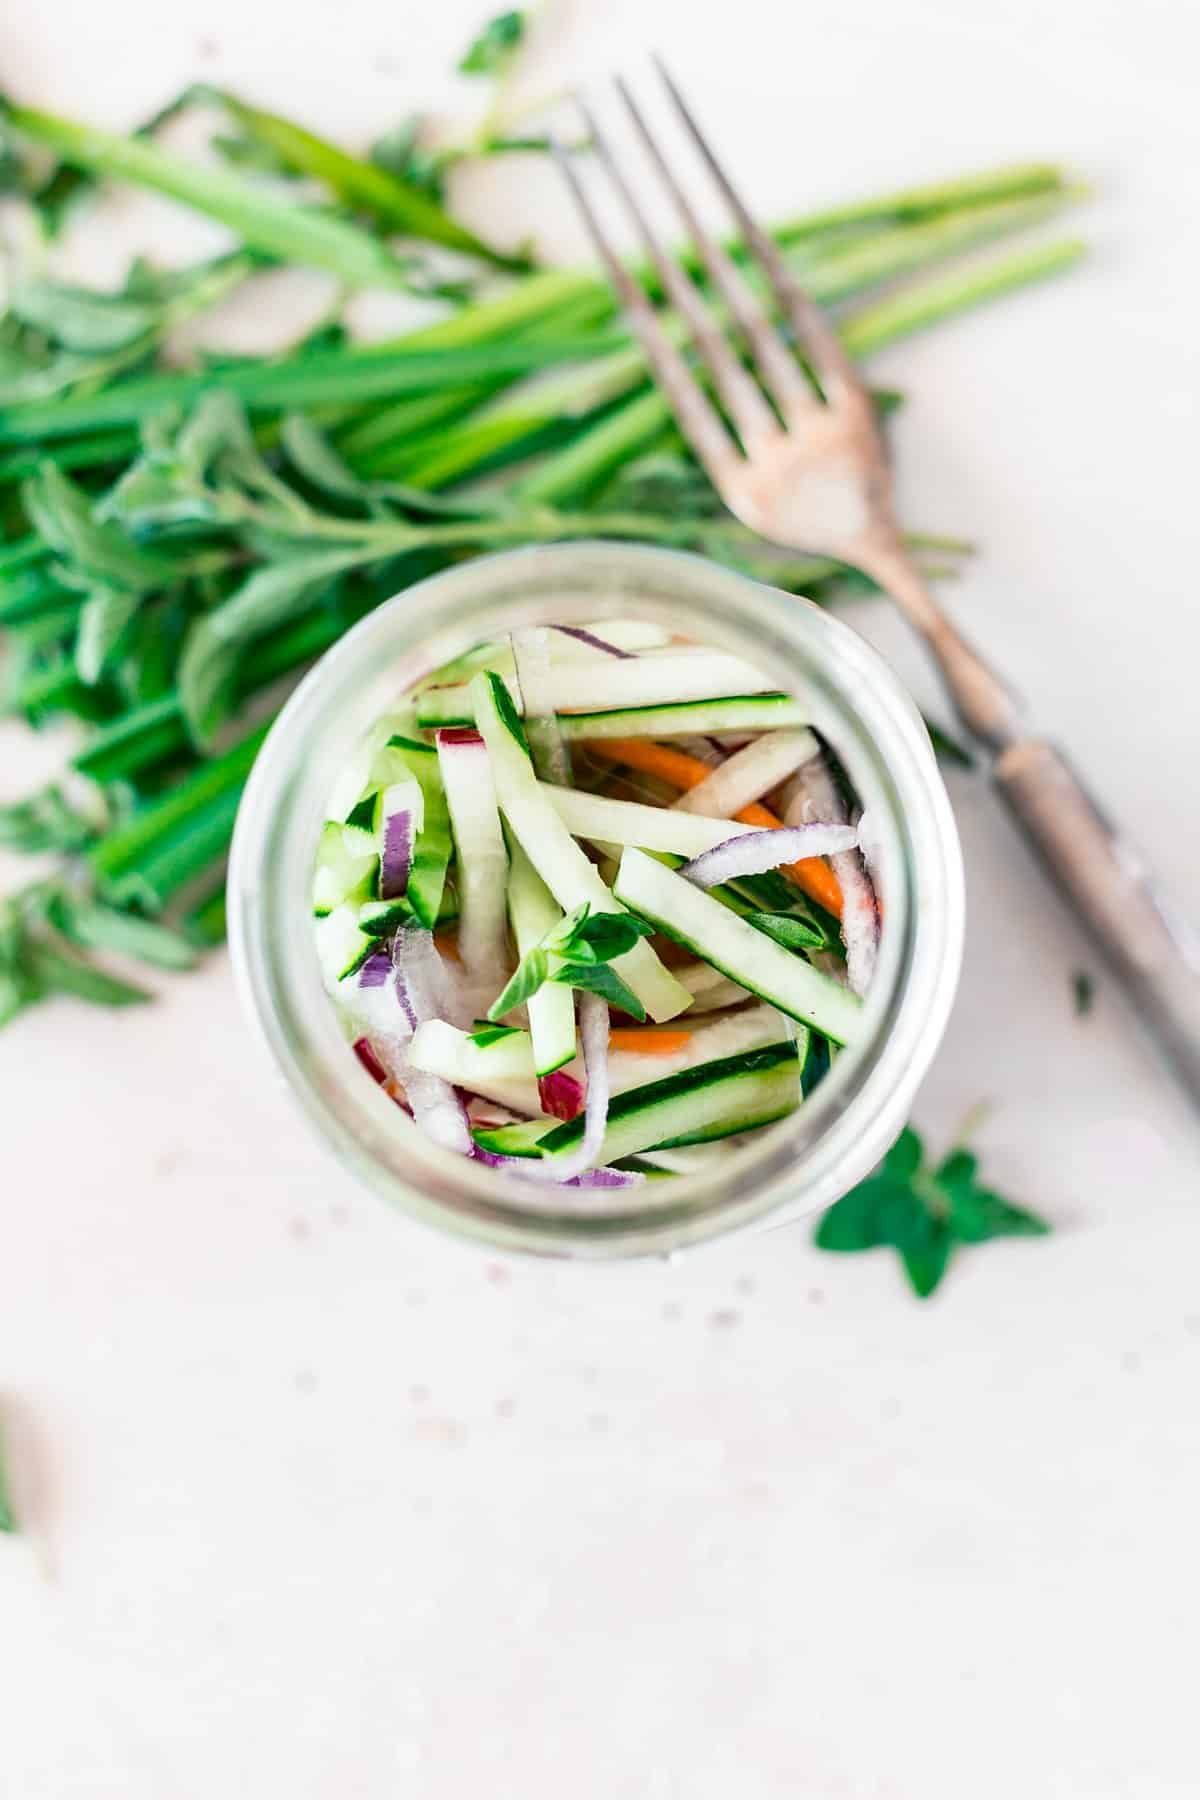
[613,75,815,421]
[653,55,867,414]
[576,95,780,454]
[549,137,740,487]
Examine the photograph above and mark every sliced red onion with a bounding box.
[537,1067,584,1122]
[382,925,472,1153]
[357,947,394,988]
[551,990,610,1178]
[472,1147,643,1188]
[512,627,572,786]
[437,725,484,746]
[379,807,416,901]
[784,755,880,995]
[679,822,859,889]
[549,623,633,660]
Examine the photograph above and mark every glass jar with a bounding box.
[228,541,963,1258]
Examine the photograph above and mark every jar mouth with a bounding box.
[229,541,964,1258]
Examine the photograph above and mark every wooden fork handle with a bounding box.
[994,739,1200,1107]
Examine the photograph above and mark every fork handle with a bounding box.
[994,739,1200,1106]
[864,542,1200,1106]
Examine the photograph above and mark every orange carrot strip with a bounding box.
[585,737,843,917]
[608,1027,692,1055]
[434,928,461,962]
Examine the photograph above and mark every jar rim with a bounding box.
[228,540,964,1258]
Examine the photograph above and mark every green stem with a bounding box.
[520,235,1087,507]
[104,786,246,910]
[398,188,1078,494]
[88,721,269,882]
[196,86,521,266]
[0,332,628,445]
[840,237,1085,356]
[3,101,416,290]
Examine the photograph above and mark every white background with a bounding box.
[2,2,1199,1795]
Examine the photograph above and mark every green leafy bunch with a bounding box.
[488,901,654,1021]
[815,1125,1049,1297]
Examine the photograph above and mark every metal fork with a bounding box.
[555,61,1200,1109]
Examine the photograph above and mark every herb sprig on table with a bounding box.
[815,1125,1050,1297]
[0,18,1086,1039]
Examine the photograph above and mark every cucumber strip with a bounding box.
[470,671,692,1024]
[408,1018,549,1116]
[557,694,808,742]
[435,728,509,976]
[368,735,451,928]
[614,847,862,1046]
[542,783,761,858]
[418,620,671,693]
[356,897,411,937]
[418,650,778,727]
[506,838,577,1077]
[475,1039,802,1165]
[312,821,379,917]
[315,904,377,985]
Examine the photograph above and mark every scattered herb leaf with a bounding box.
[815,1123,1050,1297]
[488,900,652,1021]
[1073,969,1094,1017]
[458,10,527,78]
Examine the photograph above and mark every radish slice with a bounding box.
[784,756,879,995]
[679,823,858,890]
[352,1037,389,1084]
[674,728,820,816]
[538,1067,585,1121]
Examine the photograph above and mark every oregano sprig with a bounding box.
[815,1124,1050,1297]
[488,901,654,1022]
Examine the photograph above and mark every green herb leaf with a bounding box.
[47,893,198,970]
[815,1123,1049,1298]
[7,280,158,352]
[0,785,98,853]
[552,958,645,1020]
[899,1212,955,1298]
[75,586,141,684]
[23,466,178,593]
[742,910,827,951]
[487,903,649,1020]
[488,945,549,1019]
[458,9,527,77]
[370,117,450,204]
[196,86,512,264]
[1073,969,1094,1016]
[568,909,653,960]
[177,549,364,744]
[26,940,152,1006]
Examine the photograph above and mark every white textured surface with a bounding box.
[2,2,1200,1795]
